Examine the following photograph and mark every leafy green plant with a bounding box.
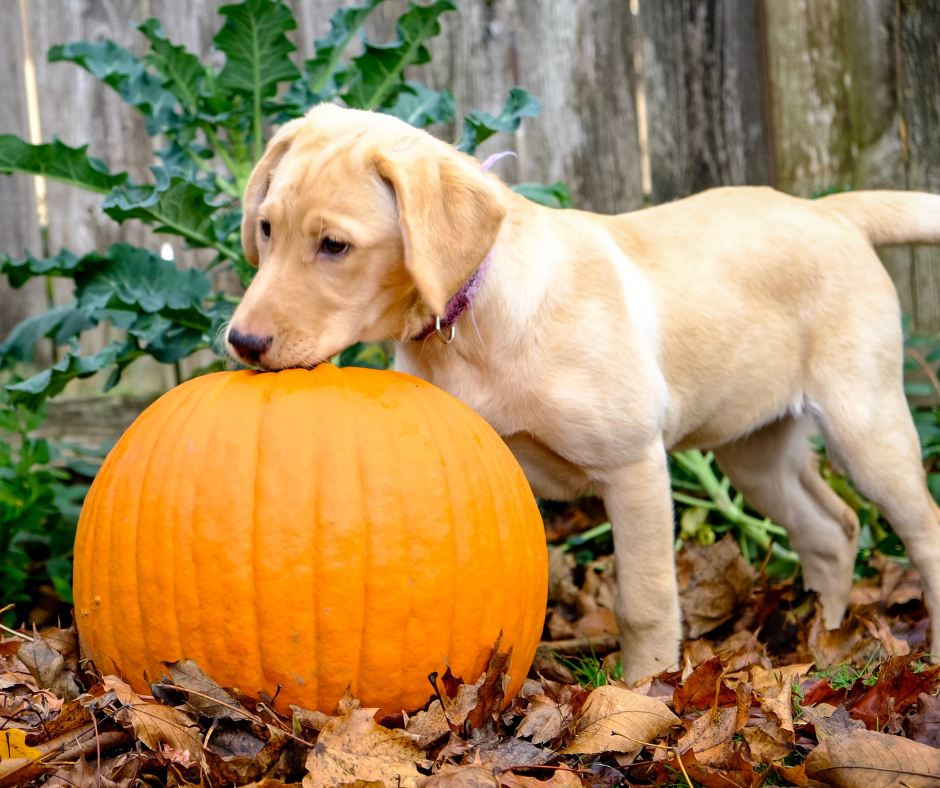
[0,393,103,620]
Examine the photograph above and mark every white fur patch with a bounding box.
[597,231,670,427]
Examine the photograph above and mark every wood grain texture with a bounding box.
[0,1,49,350]
[763,0,853,198]
[900,0,940,332]
[844,0,913,317]
[639,0,769,204]
[410,0,644,213]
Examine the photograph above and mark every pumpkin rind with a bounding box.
[74,366,547,713]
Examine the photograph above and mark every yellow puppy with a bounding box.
[228,103,940,683]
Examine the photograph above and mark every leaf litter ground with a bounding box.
[1,522,939,787]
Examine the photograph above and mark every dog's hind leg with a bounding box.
[713,415,859,628]
[811,376,940,659]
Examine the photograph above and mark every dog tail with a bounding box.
[820,190,940,246]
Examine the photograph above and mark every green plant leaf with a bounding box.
[215,0,301,95]
[305,0,386,97]
[344,0,455,111]
[214,0,301,161]
[137,19,207,112]
[1,249,88,289]
[49,40,180,135]
[6,341,143,410]
[103,175,217,240]
[512,181,573,209]
[0,135,127,194]
[457,87,541,154]
[382,81,455,128]
[72,244,211,318]
[0,304,94,366]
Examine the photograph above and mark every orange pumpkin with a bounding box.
[73,366,547,714]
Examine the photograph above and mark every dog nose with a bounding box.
[227,327,273,366]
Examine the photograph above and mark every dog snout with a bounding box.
[227,327,273,366]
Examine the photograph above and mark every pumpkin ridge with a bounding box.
[410,385,459,692]
[189,371,258,682]
[250,373,279,695]
[138,373,224,683]
[121,384,196,686]
[166,377,230,678]
[351,371,371,704]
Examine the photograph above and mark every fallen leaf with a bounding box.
[0,728,41,760]
[155,659,248,720]
[406,700,451,748]
[547,547,579,605]
[204,720,290,785]
[798,703,865,743]
[805,728,940,787]
[563,684,678,754]
[678,535,755,638]
[465,636,513,730]
[16,635,81,701]
[500,769,582,788]
[517,693,573,745]
[292,706,333,732]
[303,707,428,788]
[677,682,750,769]
[673,657,737,714]
[420,766,500,788]
[103,676,205,767]
[906,693,940,748]
[847,654,939,729]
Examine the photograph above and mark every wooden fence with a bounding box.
[1,0,939,397]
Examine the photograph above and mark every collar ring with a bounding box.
[435,316,457,345]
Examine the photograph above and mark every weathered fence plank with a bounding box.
[900,0,940,332]
[843,0,914,317]
[763,0,853,198]
[639,0,769,204]
[408,0,645,214]
[0,1,49,351]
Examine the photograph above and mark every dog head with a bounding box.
[225,104,507,369]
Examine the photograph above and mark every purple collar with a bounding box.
[412,251,492,341]
[412,151,514,343]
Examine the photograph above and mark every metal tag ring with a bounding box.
[435,316,456,345]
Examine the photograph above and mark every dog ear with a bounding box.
[241,121,303,266]
[374,145,506,316]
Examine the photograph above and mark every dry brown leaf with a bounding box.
[678,535,755,639]
[292,706,333,732]
[303,707,428,788]
[155,658,247,720]
[741,724,792,763]
[406,700,451,748]
[547,547,579,605]
[805,728,940,787]
[677,682,750,769]
[750,663,812,693]
[799,703,865,743]
[500,769,582,788]
[906,693,940,748]
[516,693,573,745]
[103,676,205,767]
[562,684,678,754]
[465,638,513,730]
[420,766,500,788]
[16,635,81,701]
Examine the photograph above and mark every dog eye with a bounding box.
[260,220,271,240]
[320,237,350,257]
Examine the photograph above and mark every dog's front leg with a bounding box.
[597,440,681,685]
